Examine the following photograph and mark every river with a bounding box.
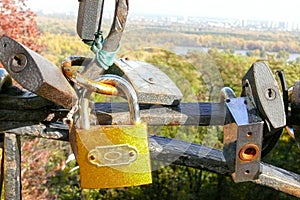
[174,46,300,61]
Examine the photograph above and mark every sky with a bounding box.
[26,0,300,22]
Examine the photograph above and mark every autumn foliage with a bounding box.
[0,0,43,52]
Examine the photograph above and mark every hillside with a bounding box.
[37,14,300,63]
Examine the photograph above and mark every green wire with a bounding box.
[85,32,119,70]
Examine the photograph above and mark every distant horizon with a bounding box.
[27,0,300,22]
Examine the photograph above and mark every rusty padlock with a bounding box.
[69,74,152,189]
[0,36,77,108]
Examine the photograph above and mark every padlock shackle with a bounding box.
[61,56,141,126]
[75,74,140,129]
[96,74,140,124]
[61,56,119,96]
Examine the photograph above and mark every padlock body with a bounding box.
[70,123,152,188]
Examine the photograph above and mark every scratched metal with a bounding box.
[3,123,300,198]
[0,36,77,109]
[242,62,285,130]
[78,0,129,80]
[112,59,183,105]
[77,0,104,41]
[3,133,21,200]
[0,68,12,92]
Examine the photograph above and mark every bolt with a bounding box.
[247,132,253,137]
[89,155,96,161]
[129,151,135,157]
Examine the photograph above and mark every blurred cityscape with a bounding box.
[125,14,300,32]
[35,7,300,32]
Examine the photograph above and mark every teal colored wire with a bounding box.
[86,32,119,70]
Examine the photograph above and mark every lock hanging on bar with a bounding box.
[68,74,152,189]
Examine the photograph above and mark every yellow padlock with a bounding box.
[69,74,152,189]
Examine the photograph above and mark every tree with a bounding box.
[0,0,43,53]
[276,50,290,61]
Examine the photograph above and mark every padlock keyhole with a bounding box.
[265,88,276,100]
[9,53,27,73]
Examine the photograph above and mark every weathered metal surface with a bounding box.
[253,162,300,198]
[219,87,236,102]
[78,0,128,80]
[0,36,77,109]
[0,82,297,196]
[95,102,226,126]
[0,68,12,93]
[0,139,3,200]
[289,81,300,147]
[0,84,54,131]
[3,133,21,200]
[77,0,104,41]
[225,97,249,125]
[0,87,52,110]
[102,0,129,52]
[77,0,128,48]
[2,122,300,197]
[241,63,285,156]
[4,124,69,141]
[0,99,226,128]
[3,121,231,175]
[0,83,226,130]
[0,109,50,122]
[224,123,263,182]
[62,57,183,105]
[242,62,286,130]
[291,81,300,113]
[112,59,183,105]
[0,100,226,132]
[149,135,231,175]
[224,97,264,182]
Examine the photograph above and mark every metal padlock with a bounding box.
[0,36,78,109]
[69,74,152,189]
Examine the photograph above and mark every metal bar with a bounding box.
[3,124,69,141]
[0,137,4,199]
[3,123,231,174]
[94,102,226,126]
[149,135,231,175]
[2,124,300,197]
[3,133,21,200]
[253,163,300,198]
[0,101,227,132]
[0,87,52,110]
